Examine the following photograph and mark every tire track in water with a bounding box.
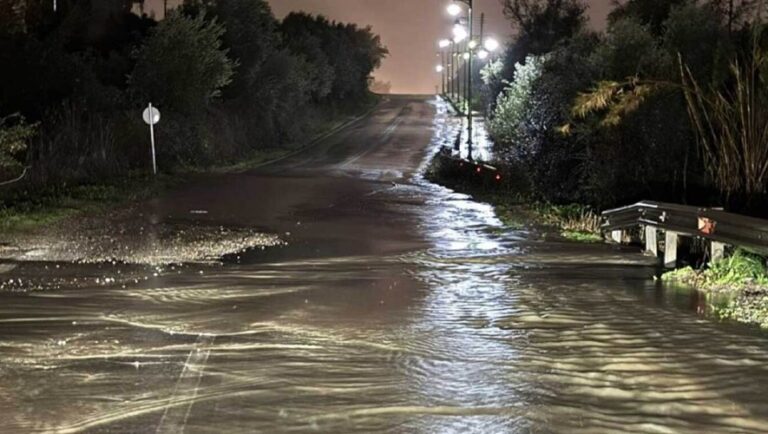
[156,334,214,434]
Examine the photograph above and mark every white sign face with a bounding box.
[142,107,161,125]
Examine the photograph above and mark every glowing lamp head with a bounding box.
[438,39,451,49]
[477,49,489,60]
[452,24,468,43]
[462,52,470,60]
[484,37,500,52]
[468,40,478,49]
[436,65,444,73]
[447,3,462,16]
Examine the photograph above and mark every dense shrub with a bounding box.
[484,0,751,211]
[0,0,387,189]
[129,12,234,115]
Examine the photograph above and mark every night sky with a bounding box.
[143,0,613,94]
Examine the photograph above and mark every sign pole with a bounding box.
[149,102,157,175]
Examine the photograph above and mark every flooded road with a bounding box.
[2,96,768,433]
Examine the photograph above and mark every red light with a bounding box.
[496,174,502,181]
[476,167,481,173]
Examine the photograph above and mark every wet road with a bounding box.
[3,96,768,433]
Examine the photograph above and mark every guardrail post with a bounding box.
[611,230,623,244]
[664,231,678,268]
[711,241,726,263]
[644,225,658,257]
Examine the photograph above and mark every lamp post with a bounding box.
[436,61,445,95]
[443,2,501,161]
[438,39,451,98]
[448,0,475,160]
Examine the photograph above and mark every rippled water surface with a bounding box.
[2,97,768,433]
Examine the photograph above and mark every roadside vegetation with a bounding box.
[440,0,766,235]
[425,153,602,242]
[480,0,766,214]
[437,0,768,326]
[0,0,387,231]
[663,249,768,328]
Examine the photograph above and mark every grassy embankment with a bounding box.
[427,148,768,329]
[663,249,768,329]
[424,149,602,243]
[0,97,380,234]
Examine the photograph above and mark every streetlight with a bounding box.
[438,39,453,98]
[484,37,500,52]
[452,23,468,43]
[445,0,475,160]
[477,49,489,60]
[436,63,446,96]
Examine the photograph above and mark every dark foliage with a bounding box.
[485,0,757,211]
[0,0,387,187]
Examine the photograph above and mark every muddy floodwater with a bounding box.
[2,96,768,433]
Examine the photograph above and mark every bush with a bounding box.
[28,102,121,184]
[129,12,235,115]
[0,114,37,178]
[489,55,546,161]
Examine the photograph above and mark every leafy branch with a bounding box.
[0,114,37,177]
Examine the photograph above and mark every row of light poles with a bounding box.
[435,1,500,160]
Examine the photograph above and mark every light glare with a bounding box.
[477,50,489,60]
[452,25,468,42]
[436,65,444,72]
[439,39,451,48]
[484,38,500,52]
[447,3,462,16]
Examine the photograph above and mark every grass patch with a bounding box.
[662,249,768,289]
[561,230,603,243]
[662,249,768,329]
[0,173,179,234]
[0,98,381,235]
[424,151,603,242]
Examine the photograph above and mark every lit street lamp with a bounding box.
[484,37,500,52]
[446,0,475,160]
[452,23,468,43]
[437,39,454,99]
[436,62,445,95]
[447,3,462,16]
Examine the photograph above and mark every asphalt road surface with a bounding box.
[2,96,768,433]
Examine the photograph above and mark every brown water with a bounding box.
[1,96,768,433]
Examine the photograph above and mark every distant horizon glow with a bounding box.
[140,0,613,95]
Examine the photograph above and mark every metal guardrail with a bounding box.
[602,201,768,254]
